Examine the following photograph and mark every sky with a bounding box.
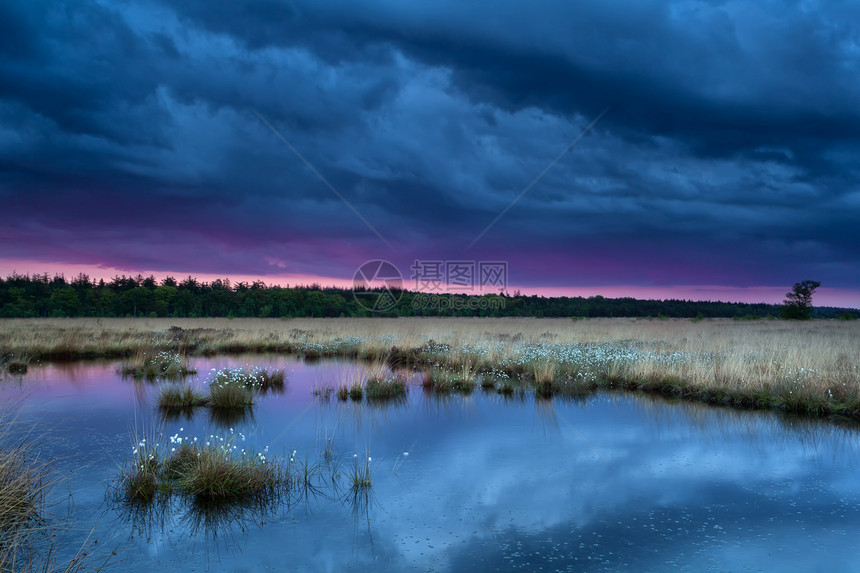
[1,0,859,306]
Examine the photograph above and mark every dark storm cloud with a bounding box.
[1,0,858,293]
[162,1,860,152]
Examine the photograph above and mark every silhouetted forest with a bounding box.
[0,273,856,319]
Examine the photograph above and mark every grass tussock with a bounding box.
[181,446,281,501]
[364,375,407,401]
[212,366,285,392]
[208,383,254,409]
[254,369,286,392]
[113,437,388,545]
[0,354,30,378]
[117,430,382,519]
[533,361,556,398]
[157,385,209,410]
[349,455,373,489]
[208,367,258,409]
[122,349,196,380]
[118,431,282,504]
[348,384,363,401]
[159,366,285,413]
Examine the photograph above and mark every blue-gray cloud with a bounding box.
[1,0,858,291]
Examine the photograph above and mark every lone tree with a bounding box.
[781,280,820,320]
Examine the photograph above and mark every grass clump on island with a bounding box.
[122,349,196,380]
[365,375,407,401]
[209,373,255,409]
[117,429,381,510]
[176,444,281,500]
[347,384,363,401]
[157,385,210,410]
[157,366,286,413]
[208,366,285,407]
[314,362,407,404]
[118,430,283,504]
[212,366,285,394]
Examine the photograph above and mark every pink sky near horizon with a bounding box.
[2,258,858,308]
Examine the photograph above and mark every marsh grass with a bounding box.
[496,379,517,395]
[348,384,363,401]
[293,455,326,498]
[122,349,196,380]
[118,432,283,504]
[0,354,30,378]
[119,433,163,503]
[160,443,199,482]
[209,372,255,409]
[5,317,860,419]
[115,459,359,542]
[209,384,254,409]
[528,361,600,399]
[246,369,286,394]
[336,385,350,401]
[314,365,355,403]
[157,385,209,410]
[0,431,48,541]
[533,361,556,398]
[364,375,407,401]
[315,362,407,404]
[115,427,389,535]
[1,411,106,572]
[348,455,374,489]
[423,364,478,394]
[321,429,336,463]
[205,366,285,408]
[117,429,382,527]
[182,446,281,501]
[313,385,334,401]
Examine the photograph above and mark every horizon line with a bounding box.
[2,264,858,310]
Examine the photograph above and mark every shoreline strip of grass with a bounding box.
[3,317,859,422]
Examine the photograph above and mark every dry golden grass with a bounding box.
[2,317,859,416]
[0,418,47,550]
[0,407,104,572]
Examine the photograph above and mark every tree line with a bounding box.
[0,273,855,319]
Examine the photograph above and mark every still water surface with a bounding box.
[4,355,860,572]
